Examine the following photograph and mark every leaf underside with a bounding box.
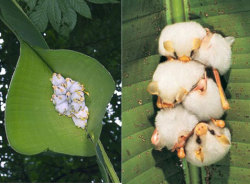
[189,0,250,183]
[5,42,115,156]
[122,0,250,183]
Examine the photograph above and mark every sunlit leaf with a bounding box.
[5,41,115,156]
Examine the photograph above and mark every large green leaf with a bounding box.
[122,1,185,184]
[123,0,250,183]
[5,41,115,156]
[188,0,250,183]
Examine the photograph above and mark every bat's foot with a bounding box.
[177,147,186,159]
[151,128,162,150]
[211,118,225,128]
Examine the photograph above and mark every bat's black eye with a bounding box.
[190,50,194,57]
[174,52,178,59]
[209,129,215,135]
[196,136,201,144]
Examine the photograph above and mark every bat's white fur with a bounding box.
[183,79,224,120]
[185,122,231,167]
[194,33,235,75]
[155,105,199,150]
[152,60,205,104]
[159,22,206,57]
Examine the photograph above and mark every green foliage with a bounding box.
[5,41,115,156]
[0,0,48,48]
[122,1,185,183]
[19,0,119,36]
[87,0,119,4]
[123,0,250,183]
[0,1,120,182]
[189,0,250,183]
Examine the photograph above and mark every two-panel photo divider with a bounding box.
[0,0,250,183]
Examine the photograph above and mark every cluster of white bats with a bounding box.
[147,22,234,167]
[50,73,89,129]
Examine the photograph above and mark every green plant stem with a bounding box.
[182,159,190,184]
[165,1,203,183]
[165,0,173,24]
[188,164,201,184]
[201,167,207,184]
[171,0,185,23]
[97,139,120,183]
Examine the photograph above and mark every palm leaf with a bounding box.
[122,0,250,183]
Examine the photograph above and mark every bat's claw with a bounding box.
[177,147,186,159]
[156,96,174,109]
[211,118,225,128]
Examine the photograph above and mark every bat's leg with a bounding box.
[157,96,174,108]
[213,68,230,110]
[156,96,163,109]
[177,147,186,159]
[211,118,225,128]
[192,72,207,95]
[167,56,174,61]
[151,128,162,151]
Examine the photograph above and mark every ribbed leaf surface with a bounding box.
[189,0,250,183]
[123,0,250,183]
[122,1,185,183]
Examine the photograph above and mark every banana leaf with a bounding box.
[122,0,250,183]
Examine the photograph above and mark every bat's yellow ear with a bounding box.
[193,38,202,50]
[163,41,174,52]
[176,87,188,103]
[216,135,230,145]
[195,147,204,162]
[147,81,159,95]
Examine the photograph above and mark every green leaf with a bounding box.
[123,0,250,183]
[122,1,185,184]
[96,141,110,183]
[86,0,119,4]
[97,140,120,183]
[47,0,62,32]
[5,41,115,156]
[63,8,77,30]
[69,0,91,19]
[29,0,48,32]
[188,0,250,183]
[22,0,37,10]
[0,0,48,49]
